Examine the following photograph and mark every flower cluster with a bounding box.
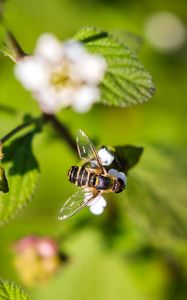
[88,148,127,215]
[12,235,65,286]
[14,34,107,114]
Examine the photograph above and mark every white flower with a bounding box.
[98,148,114,166]
[91,148,114,168]
[87,194,107,215]
[14,33,107,114]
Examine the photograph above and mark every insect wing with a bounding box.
[58,188,99,221]
[76,129,105,173]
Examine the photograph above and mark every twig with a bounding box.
[6,30,27,60]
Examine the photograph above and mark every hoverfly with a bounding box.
[58,130,126,221]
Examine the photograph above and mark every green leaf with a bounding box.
[114,145,144,173]
[99,145,143,174]
[112,30,143,54]
[0,131,40,225]
[0,1,8,21]
[0,278,32,300]
[74,27,155,107]
[124,145,187,241]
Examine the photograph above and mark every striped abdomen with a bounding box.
[68,166,95,188]
[68,166,125,193]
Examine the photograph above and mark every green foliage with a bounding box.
[74,27,155,107]
[125,145,187,241]
[106,145,144,173]
[0,131,40,225]
[112,30,143,54]
[0,278,32,300]
[0,1,5,21]
[0,23,5,51]
[0,1,186,299]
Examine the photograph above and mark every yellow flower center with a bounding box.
[50,62,83,90]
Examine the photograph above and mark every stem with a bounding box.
[43,114,77,155]
[0,117,40,145]
[6,30,27,60]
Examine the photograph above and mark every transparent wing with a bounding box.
[58,188,100,221]
[76,129,105,173]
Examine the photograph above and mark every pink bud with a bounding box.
[13,236,39,252]
[36,238,58,257]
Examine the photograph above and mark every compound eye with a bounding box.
[115,178,125,193]
[118,178,125,186]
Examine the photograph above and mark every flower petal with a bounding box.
[73,86,100,113]
[14,56,49,91]
[63,41,86,62]
[98,148,114,166]
[77,54,107,84]
[35,33,63,63]
[88,195,107,215]
[13,236,38,252]
[65,41,107,84]
[35,86,70,113]
[36,238,58,257]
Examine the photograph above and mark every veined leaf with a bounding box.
[100,145,144,174]
[109,145,144,173]
[0,131,40,225]
[111,30,143,54]
[0,278,32,300]
[124,145,187,241]
[74,27,155,107]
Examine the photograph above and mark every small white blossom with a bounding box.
[14,33,107,114]
[98,148,114,166]
[91,148,114,168]
[88,194,107,215]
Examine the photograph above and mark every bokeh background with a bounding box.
[0,0,187,299]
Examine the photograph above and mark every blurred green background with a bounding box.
[0,0,187,299]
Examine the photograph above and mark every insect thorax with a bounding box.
[94,175,113,191]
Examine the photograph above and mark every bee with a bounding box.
[58,130,126,221]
